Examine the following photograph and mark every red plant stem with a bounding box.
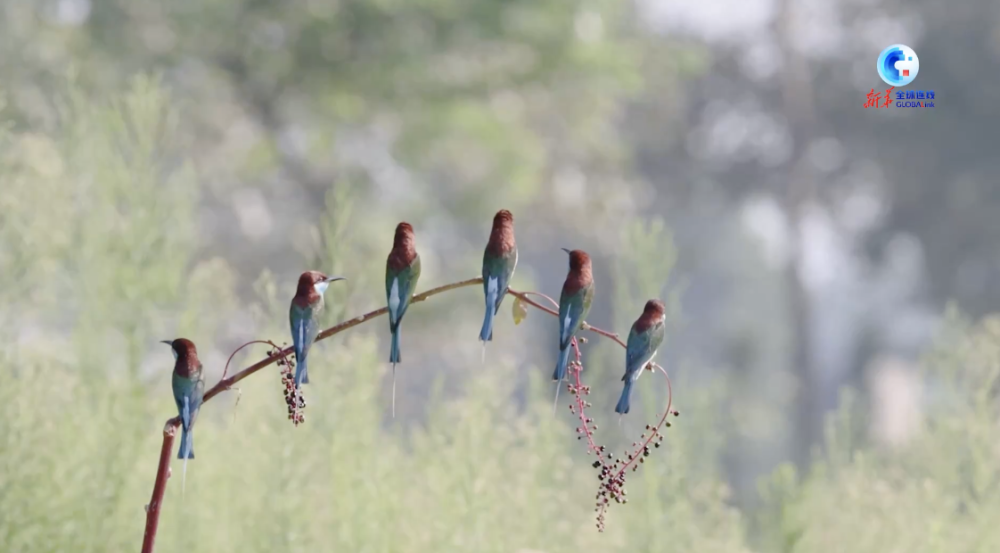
[507,289,559,316]
[507,288,627,349]
[581,323,627,349]
[141,420,179,553]
[513,290,560,311]
[568,339,601,454]
[139,277,648,552]
[613,363,674,479]
[221,339,285,381]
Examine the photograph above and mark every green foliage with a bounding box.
[0,75,198,371]
[756,314,1000,553]
[612,217,679,329]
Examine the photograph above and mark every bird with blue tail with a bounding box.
[162,338,205,494]
[289,271,346,388]
[385,222,421,418]
[552,248,595,408]
[479,209,517,358]
[615,299,666,415]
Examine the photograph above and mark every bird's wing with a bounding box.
[306,309,320,349]
[484,272,499,311]
[482,252,497,300]
[395,257,421,322]
[494,250,516,311]
[582,281,595,316]
[625,327,651,380]
[384,260,395,297]
[649,320,666,356]
[172,373,193,428]
[625,320,665,382]
[189,367,206,425]
[385,260,398,323]
[387,276,401,326]
[483,250,516,312]
[409,255,422,295]
[290,304,317,359]
[557,291,584,349]
[172,377,184,416]
[181,395,191,430]
[194,368,206,407]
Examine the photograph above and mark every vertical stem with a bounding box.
[141,420,179,553]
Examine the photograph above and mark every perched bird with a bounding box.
[553,248,595,383]
[615,299,667,415]
[385,222,421,417]
[163,338,205,492]
[289,271,346,388]
[479,209,517,347]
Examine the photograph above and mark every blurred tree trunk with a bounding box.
[776,0,820,471]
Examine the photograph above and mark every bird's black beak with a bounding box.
[325,276,346,283]
[560,247,572,255]
[160,340,173,346]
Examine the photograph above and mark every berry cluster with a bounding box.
[272,346,306,426]
[590,412,678,530]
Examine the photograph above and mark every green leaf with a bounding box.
[512,296,528,325]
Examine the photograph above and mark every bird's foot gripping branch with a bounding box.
[141,278,677,552]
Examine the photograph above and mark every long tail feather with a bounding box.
[552,345,572,381]
[479,300,496,342]
[179,428,194,498]
[177,428,195,459]
[294,356,309,387]
[390,328,401,364]
[391,363,397,419]
[552,382,561,415]
[481,342,487,366]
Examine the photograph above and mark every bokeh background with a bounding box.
[1,0,999,551]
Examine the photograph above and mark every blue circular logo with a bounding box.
[877,44,919,86]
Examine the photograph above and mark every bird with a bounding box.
[163,338,205,493]
[615,299,667,415]
[289,271,346,388]
[479,209,517,350]
[385,221,421,418]
[553,248,595,384]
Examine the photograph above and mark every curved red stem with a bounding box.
[221,339,287,381]
[140,277,674,549]
[612,363,674,478]
[514,290,560,311]
[568,339,600,454]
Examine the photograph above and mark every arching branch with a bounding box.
[140,276,671,551]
